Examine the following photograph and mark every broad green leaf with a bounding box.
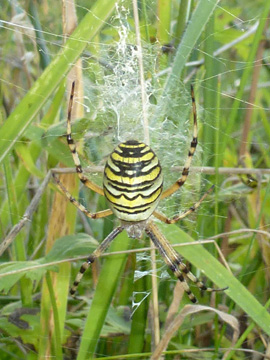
[0,261,46,292]
[0,234,98,292]
[44,234,98,261]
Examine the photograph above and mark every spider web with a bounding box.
[1,0,270,358]
[78,2,204,222]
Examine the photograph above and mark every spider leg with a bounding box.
[154,185,214,224]
[66,81,104,196]
[52,173,112,219]
[70,226,123,296]
[145,221,227,303]
[161,85,197,200]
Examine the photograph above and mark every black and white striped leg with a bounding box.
[70,226,124,296]
[154,185,214,224]
[52,173,113,219]
[66,81,104,196]
[146,221,227,303]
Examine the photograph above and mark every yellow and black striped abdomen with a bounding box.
[103,140,163,222]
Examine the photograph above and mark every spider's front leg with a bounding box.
[52,173,112,219]
[66,81,104,196]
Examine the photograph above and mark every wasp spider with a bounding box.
[53,82,227,303]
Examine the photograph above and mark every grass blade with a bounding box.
[0,0,117,165]
[158,223,270,335]
[159,0,219,116]
[77,232,131,360]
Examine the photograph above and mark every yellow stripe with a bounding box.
[104,166,160,185]
[113,205,151,215]
[104,187,162,208]
[104,173,163,196]
[111,151,154,163]
[120,143,146,149]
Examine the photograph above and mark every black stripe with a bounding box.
[87,256,94,264]
[106,162,126,177]
[191,138,197,147]
[182,168,189,176]
[105,181,161,193]
[109,157,157,176]
[169,264,177,272]
[199,284,207,291]
[112,158,159,172]
[76,165,83,173]
[178,274,185,282]
[67,137,74,144]
[79,266,86,274]
[104,183,162,201]
[104,193,159,210]
[106,161,160,178]
[124,140,141,145]
[140,163,161,176]
[114,148,153,159]
[111,155,155,168]
[112,206,151,216]
[104,166,162,185]
[119,142,147,150]
[182,267,189,274]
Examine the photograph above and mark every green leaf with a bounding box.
[44,234,98,261]
[158,223,270,335]
[0,234,98,292]
[0,261,46,292]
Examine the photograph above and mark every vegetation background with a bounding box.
[0,0,270,359]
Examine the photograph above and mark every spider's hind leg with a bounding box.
[66,81,104,196]
[146,221,198,303]
[176,258,228,294]
[70,226,124,296]
[146,221,227,303]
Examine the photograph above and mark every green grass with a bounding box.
[1,0,270,359]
